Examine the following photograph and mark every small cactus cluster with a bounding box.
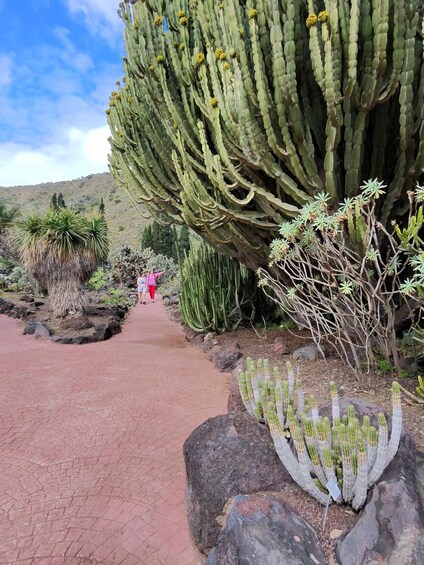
[238,359,402,510]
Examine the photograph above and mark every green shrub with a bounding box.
[101,289,132,307]
[88,267,111,291]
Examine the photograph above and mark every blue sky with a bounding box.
[0,0,125,186]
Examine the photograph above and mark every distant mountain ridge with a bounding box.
[0,172,149,254]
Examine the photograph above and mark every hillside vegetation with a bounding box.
[0,173,149,254]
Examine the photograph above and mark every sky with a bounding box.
[0,0,126,186]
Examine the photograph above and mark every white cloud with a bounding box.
[0,53,14,87]
[0,126,111,187]
[63,0,123,42]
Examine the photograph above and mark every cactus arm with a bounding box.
[368,413,389,485]
[341,443,355,503]
[330,381,340,422]
[352,440,368,510]
[381,8,419,224]
[238,372,254,416]
[379,0,406,103]
[385,381,402,465]
[367,426,378,472]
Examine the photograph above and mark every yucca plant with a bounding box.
[17,209,108,317]
[238,359,402,510]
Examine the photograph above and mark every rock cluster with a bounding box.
[0,296,126,344]
[184,398,424,564]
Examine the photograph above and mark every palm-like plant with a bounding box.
[17,209,108,316]
[0,200,20,233]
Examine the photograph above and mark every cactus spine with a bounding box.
[238,362,402,510]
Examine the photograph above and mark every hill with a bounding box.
[0,173,150,255]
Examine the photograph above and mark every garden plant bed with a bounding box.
[0,291,133,344]
[217,327,424,453]
[174,311,424,563]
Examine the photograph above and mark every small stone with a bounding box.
[214,347,242,372]
[330,529,343,540]
[274,337,289,356]
[33,322,52,340]
[293,342,324,361]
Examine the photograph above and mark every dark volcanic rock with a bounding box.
[273,337,289,356]
[292,342,324,361]
[336,432,424,565]
[23,320,38,335]
[19,295,34,303]
[205,494,326,565]
[214,346,242,372]
[60,316,94,331]
[33,322,52,340]
[183,413,291,553]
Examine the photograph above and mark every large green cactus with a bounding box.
[108,0,424,270]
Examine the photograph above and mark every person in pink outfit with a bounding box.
[146,270,164,302]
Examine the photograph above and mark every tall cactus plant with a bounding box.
[107,0,424,271]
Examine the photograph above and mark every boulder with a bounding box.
[336,432,424,565]
[183,325,201,342]
[23,320,38,335]
[207,345,223,362]
[204,332,217,343]
[192,333,206,347]
[227,368,245,414]
[214,346,242,372]
[183,413,292,553]
[60,316,94,331]
[319,397,386,428]
[33,322,52,340]
[19,295,34,303]
[292,342,324,361]
[274,337,289,356]
[205,494,326,565]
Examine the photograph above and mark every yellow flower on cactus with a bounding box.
[177,10,185,18]
[154,15,163,26]
[149,65,155,71]
[215,47,224,59]
[219,4,224,10]
[179,42,185,50]
[105,109,111,115]
[210,97,218,107]
[179,16,188,25]
[223,62,230,71]
[156,54,165,64]
[306,14,318,28]
[196,52,205,64]
[219,52,227,61]
[134,19,140,30]
[318,11,329,23]
[248,9,258,19]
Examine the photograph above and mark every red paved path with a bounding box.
[0,302,227,565]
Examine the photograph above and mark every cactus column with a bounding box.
[108,0,424,271]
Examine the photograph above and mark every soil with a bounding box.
[216,326,424,562]
[0,291,134,340]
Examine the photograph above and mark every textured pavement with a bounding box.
[0,301,227,564]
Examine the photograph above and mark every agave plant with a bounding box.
[17,209,108,316]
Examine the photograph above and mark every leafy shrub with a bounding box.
[260,181,424,370]
[101,289,132,307]
[88,267,111,291]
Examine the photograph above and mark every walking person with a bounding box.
[137,272,147,305]
[146,269,164,302]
